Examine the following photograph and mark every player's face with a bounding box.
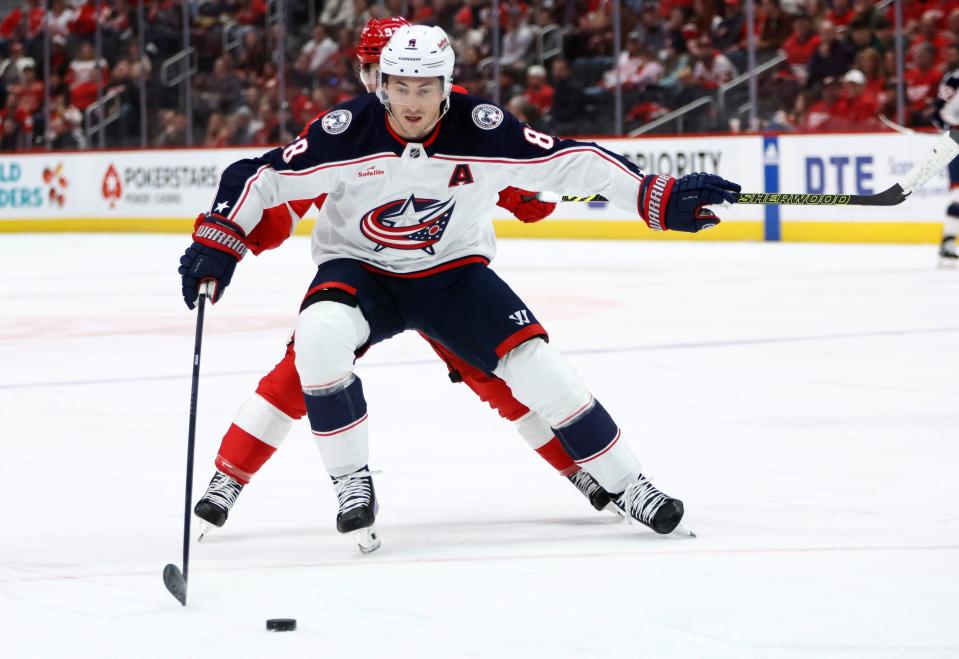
[384,75,444,140]
[360,63,379,93]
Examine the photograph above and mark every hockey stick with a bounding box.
[163,281,214,606]
[877,113,916,135]
[560,129,959,206]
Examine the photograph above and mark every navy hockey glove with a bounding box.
[178,213,248,309]
[639,172,741,233]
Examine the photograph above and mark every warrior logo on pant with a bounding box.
[360,195,455,254]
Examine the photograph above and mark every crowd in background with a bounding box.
[0,0,957,151]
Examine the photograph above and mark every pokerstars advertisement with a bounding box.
[0,148,249,221]
[776,132,949,223]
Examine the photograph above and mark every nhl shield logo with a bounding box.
[472,104,503,130]
[360,195,455,255]
[322,109,352,135]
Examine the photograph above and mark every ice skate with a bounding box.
[939,236,957,268]
[193,470,244,541]
[612,473,694,537]
[567,470,622,517]
[332,466,380,554]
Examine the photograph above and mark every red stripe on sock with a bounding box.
[215,424,277,484]
[535,436,579,476]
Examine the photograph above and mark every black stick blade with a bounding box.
[163,563,187,606]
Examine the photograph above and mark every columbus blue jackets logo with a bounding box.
[472,104,503,130]
[322,110,352,135]
[360,195,455,254]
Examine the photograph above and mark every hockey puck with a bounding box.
[266,618,297,632]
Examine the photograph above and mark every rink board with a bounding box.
[0,132,949,243]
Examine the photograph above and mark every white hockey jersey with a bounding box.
[210,93,649,274]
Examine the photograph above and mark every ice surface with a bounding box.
[1,235,957,658]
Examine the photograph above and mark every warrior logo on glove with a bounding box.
[359,195,456,254]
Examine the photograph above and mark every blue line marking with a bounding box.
[763,135,781,241]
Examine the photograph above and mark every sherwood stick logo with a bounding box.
[738,193,852,204]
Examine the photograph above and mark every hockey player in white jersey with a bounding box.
[178,25,741,545]
[934,43,959,264]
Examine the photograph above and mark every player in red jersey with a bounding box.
[192,18,615,543]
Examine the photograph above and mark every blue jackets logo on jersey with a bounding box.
[472,104,503,130]
[360,195,455,255]
[322,110,352,134]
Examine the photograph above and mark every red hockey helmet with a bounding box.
[356,17,410,65]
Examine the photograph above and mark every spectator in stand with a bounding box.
[549,57,585,135]
[909,10,951,67]
[48,115,80,148]
[603,32,664,90]
[9,63,43,114]
[713,0,746,52]
[523,64,553,115]
[46,0,76,45]
[486,68,523,104]
[853,47,886,97]
[691,0,719,38]
[70,1,103,41]
[635,2,669,54]
[801,76,844,130]
[836,68,880,127]
[198,55,244,115]
[844,17,881,55]
[203,111,227,147]
[825,0,855,31]
[67,41,109,111]
[757,0,794,53]
[506,94,547,132]
[409,0,435,23]
[288,52,314,90]
[1,115,20,150]
[226,105,253,145]
[235,0,267,29]
[500,7,534,68]
[851,0,881,27]
[319,0,355,30]
[47,91,83,148]
[806,19,855,89]
[0,93,19,126]
[905,42,943,125]
[302,24,338,73]
[659,38,692,89]
[781,13,820,83]
[1,1,44,54]
[886,0,953,33]
[0,41,34,86]
[249,98,278,145]
[104,59,141,145]
[945,8,959,45]
[687,34,737,90]
[291,86,333,126]
[235,29,267,74]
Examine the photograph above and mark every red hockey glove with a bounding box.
[497,186,557,223]
[178,214,248,309]
[638,173,741,233]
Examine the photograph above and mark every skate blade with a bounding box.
[670,522,696,538]
[938,257,958,269]
[350,527,381,554]
[196,521,215,542]
[605,502,626,519]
